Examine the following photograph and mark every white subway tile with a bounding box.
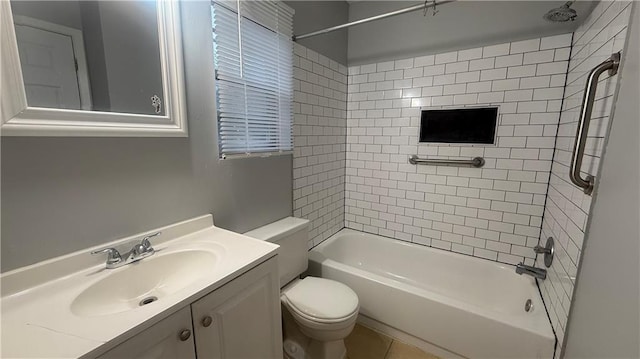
[455,71,481,84]
[404,67,424,78]
[443,84,467,95]
[414,54,435,67]
[435,51,458,64]
[445,61,470,74]
[540,33,572,50]
[413,76,434,87]
[360,63,377,74]
[533,87,564,100]
[483,43,510,58]
[474,248,498,260]
[395,58,415,69]
[466,81,492,93]
[422,86,444,97]
[524,50,555,65]
[554,48,571,61]
[495,54,523,68]
[492,79,520,91]
[481,68,508,81]
[537,61,569,76]
[469,57,495,71]
[511,38,540,54]
[520,76,551,89]
[376,61,395,72]
[433,74,456,85]
[432,96,454,106]
[458,47,483,61]
[517,101,548,113]
[385,70,404,80]
[505,89,534,102]
[423,64,446,76]
[454,94,479,105]
[507,65,537,78]
[478,91,505,103]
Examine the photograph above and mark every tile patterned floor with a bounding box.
[345,324,440,359]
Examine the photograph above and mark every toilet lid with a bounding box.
[283,277,359,321]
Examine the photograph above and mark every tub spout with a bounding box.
[515,263,547,280]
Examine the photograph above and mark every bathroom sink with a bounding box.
[71,249,217,317]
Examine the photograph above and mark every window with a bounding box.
[212,0,294,158]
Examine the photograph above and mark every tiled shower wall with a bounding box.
[536,1,633,355]
[292,43,348,248]
[344,34,572,264]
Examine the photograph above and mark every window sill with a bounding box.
[220,151,293,160]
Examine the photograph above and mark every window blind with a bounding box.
[212,0,294,158]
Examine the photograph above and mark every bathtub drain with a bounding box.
[525,299,533,312]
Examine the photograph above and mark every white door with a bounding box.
[14,24,82,110]
[96,307,196,359]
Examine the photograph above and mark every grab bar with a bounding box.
[570,52,620,195]
[409,155,485,168]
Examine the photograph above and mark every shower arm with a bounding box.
[293,0,457,41]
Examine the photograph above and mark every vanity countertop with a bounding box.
[0,215,278,358]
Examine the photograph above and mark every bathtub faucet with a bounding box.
[515,263,547,280]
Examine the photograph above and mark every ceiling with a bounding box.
[346,1,598,64]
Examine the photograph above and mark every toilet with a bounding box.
[245,217,359,359]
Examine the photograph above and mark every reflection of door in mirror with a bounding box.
[10,0,165,116]
[14,16,91,111]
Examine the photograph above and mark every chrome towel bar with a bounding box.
[409,155,485,168]
[570,52,620,195]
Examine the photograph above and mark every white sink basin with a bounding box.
[71,249,217,317]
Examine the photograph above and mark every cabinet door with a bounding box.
[97,307,196,359]
[192,257,283,359]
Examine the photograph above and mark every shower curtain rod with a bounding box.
[293,0,457,41]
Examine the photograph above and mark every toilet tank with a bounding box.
[244,217,310,287]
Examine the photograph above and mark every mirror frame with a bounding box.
[0,0,187,137]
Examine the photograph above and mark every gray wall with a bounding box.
[10,0,83,30]
[99,1,164,115]
[285,1,349,64]
[0,0,292,272]
[563,3,639,357]
[347,1,597,65]
[79,1,111,112]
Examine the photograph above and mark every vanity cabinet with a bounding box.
[192,257,282,359]
[96,257,282,359]
[96,307,196,359]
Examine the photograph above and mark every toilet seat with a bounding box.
[282,277,359,324]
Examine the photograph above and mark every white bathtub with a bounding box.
[308,229,555,359]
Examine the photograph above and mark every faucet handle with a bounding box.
[91,248,122,265]
[141,231,161,250]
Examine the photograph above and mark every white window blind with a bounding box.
[212,0,294,158]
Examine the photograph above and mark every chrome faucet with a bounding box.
[515,263,547,280]
[92,232,160,269]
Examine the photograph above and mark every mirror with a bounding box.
[0,0,187,137]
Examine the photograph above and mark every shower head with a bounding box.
[543,1,578,22]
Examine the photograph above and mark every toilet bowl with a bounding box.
[244,217,359,359]
[281,277,359,359]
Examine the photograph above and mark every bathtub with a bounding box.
[308,229,555,359]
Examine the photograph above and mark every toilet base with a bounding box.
[308,339,347,359]
[282,306,349,359]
